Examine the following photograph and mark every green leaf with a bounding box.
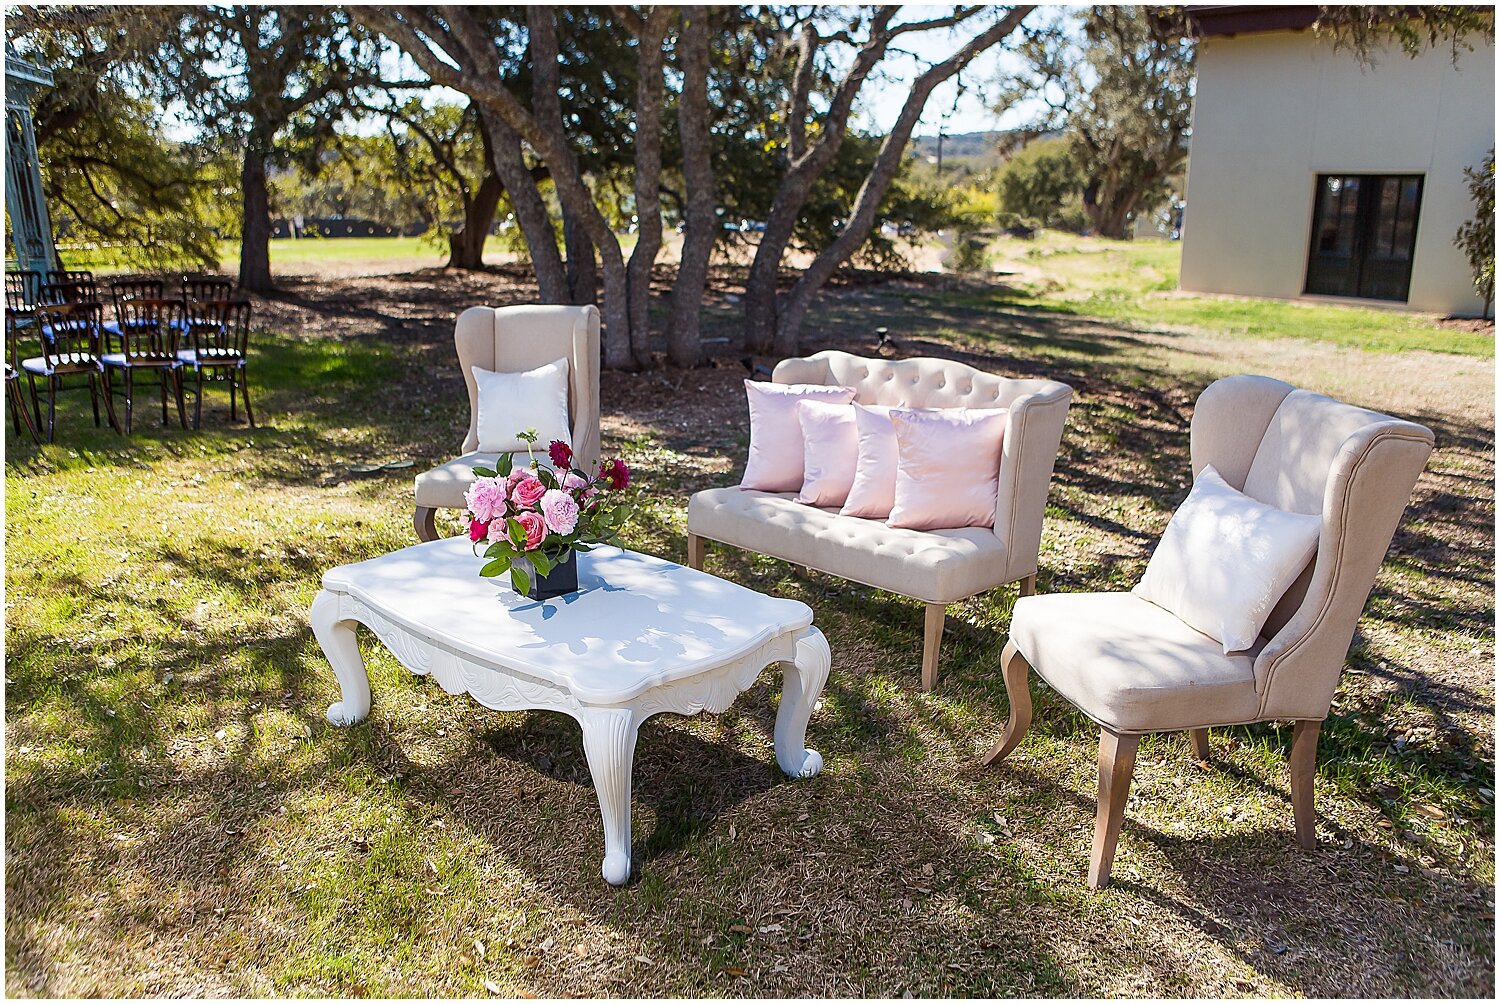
[510,564,531,596]
[573,542,594,552]
[508,520,527,548]
[472,466,497,478]
[530,549,554,577]
[480,557,511,578]
[484,540,516,560]
[497,453,514,477]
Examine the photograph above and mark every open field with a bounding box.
[5,262,1495,996]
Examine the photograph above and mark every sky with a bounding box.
[850,6,1069,138]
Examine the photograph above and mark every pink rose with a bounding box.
[512,476,547,509]
[515,510,547,550]
[486,518,511,543]
[540,488,580,535]
[561,471,589,491]
[464,476,509,523]
[468,518,490,543]
[506,468,529,492]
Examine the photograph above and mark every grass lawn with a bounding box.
[5,264,1494,996]
[983,232,1494,358]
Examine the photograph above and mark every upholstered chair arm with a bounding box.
[570,307,602,471]
[993,383,1073,581]
[1189,374,1296,490]
[1254,421,1434,720]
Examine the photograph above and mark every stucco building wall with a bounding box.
[1179,30,1494,316]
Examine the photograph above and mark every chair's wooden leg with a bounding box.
[88,371,100,427]
[46,376,57,443]
[921,603,945,692]
[1018,573,1036,597]
[982,639,1034,766]
[1088,729,1140,888]
[239,367,254,427]
[686,532,705,570]
[123,368,134,435]
[1291,719,1320,850]
[413,506,439,542]
[1190,728,1210,761]
[194,368,204,430]
[27,372,42,430]
[229,372,237,421]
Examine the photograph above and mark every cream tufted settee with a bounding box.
[687,350,1073,690]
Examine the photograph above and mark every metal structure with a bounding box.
[4,49,58,274]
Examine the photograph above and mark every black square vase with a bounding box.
[525,549,579,600]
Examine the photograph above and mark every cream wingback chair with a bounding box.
[413,305,601,541]
[688,350,1073,689]
[985,375,1434,887]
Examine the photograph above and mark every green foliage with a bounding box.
[996,138,1085,230]
[1314,5,1496,63]
[1455,149,1495,314]
[8,7,229,270]
[1005,7,1194,238]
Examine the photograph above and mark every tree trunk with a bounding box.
[597,242,632,371]
[742,173,815,354]
[774,7,1035,353]
[667,6,715,369]
[563,204,598,305]
[625,11,670,368]
[481,107,567,301]
[238,144,273,292]
[447,170,503,270]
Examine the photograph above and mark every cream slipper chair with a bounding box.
[413,305,600,541]
[985,374,1434,887]
[687,350,1073,690]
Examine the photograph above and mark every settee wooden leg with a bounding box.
[1190,728,1211,761]
[686,532,705,570]
[1018,574,1036,597]
[982,639,1033,766]
[1291,719,1320,850]
[414,505,439,542]
[921,603,945,691]
[1089,729,1140,888]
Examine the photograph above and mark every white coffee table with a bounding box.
[311,535,830,885]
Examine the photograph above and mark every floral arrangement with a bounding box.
[464,430,634,595]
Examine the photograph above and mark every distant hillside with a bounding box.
[909,131,1011,162]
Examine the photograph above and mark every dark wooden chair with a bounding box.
[102,297,187,434]
[5,271,43,338]
[5,311,41,443]
[45,268,94,286]
[39,279,100,306]
[181,298,254,427]
[25,302,118,441]
[181,276,234,303]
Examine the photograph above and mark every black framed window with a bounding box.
[1304,174,1423,302]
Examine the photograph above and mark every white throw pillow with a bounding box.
[1134,465,1320,654]
[472,358,572,454]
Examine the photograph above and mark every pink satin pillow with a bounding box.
[887,408,1008,530]
[741,380,856,492]
[796,399,859,507]
[839,404,899,519]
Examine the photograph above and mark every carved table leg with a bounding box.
[579,706,641,886]
[775,626,831,778]
[311,589,372,726]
